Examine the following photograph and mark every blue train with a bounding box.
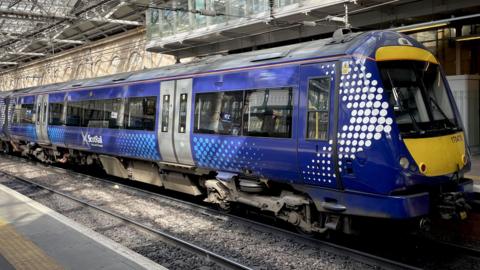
[0,30,473,233]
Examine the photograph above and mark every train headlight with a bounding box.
[399,157,409,169]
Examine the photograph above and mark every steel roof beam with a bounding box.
[7,0,23,9]
[0,62,17,65]
[104,1,127,19]
[0,33,85,44]
[37,38,86,44]
[0,8,77,21]
[6,52,45,56]
[87,17,142,26]
[0,7,142,26]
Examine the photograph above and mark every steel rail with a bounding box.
[1,154,421,270]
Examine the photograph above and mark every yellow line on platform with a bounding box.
[0,219,63,270]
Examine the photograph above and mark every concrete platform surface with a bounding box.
[0,184,166,270]
[467,154,480,181]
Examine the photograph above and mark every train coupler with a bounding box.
[437,192,471,220]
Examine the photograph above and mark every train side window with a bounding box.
[194,91,243,135]
[306,77,330,140]
[12,104,20,123]
[178,94,188,133]
[66,101,82,126]
[104,98,122,129]
[48,103,64,125]
[125,96,156,131]
[161,95,170,132]
[19,103,35,124]
[243,88,293,138]
[83,100,106,128]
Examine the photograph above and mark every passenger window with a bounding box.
[194,91,243,135]
[125,96,156,131]
[243,88,293,138]
[306,77,330,140]
[161,95,170,132]
[48,103,64,125]
[104,99,122,129]
[19,103,35,124]
[12,104,19,123]
[66,101,82,126]
[178,93,187,133]
[82,100,106,128]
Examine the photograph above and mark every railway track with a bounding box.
[0,154,473,270]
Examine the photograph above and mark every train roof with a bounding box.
[2,30,425,96]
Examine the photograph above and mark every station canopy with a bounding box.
[0,0,148,70]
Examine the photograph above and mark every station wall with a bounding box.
[0,28,175,92]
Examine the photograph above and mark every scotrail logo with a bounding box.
[81,131,103,147]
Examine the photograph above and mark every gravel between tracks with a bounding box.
[0,157,374,270]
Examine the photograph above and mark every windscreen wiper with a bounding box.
[429,97,456,129]
[405,106,423,134]
[386,71,423,134]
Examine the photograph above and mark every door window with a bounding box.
[178,93,188,133]
[306,77,331,140]
[161,95,170,132]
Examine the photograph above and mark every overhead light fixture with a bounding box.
[396,23,448,33]
[456,35,480,42]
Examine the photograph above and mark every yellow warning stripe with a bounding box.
[0,220,63,270]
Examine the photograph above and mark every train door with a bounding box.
[297,62,340,189]
[0,97,6,139]
[157,79,195,166]
[35,94,50,145]
[158,81,176,163]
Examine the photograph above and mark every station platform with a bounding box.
[467,154,480,180]
[0,184,165,270]
[466,154,480,193]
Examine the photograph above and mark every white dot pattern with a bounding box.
[337,60,393,168]
[301,61,394,183]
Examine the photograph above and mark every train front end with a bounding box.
[340,31,473,224]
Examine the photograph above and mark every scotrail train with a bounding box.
[0,30,473,233]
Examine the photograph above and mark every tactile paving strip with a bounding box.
[0,219,63,270]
